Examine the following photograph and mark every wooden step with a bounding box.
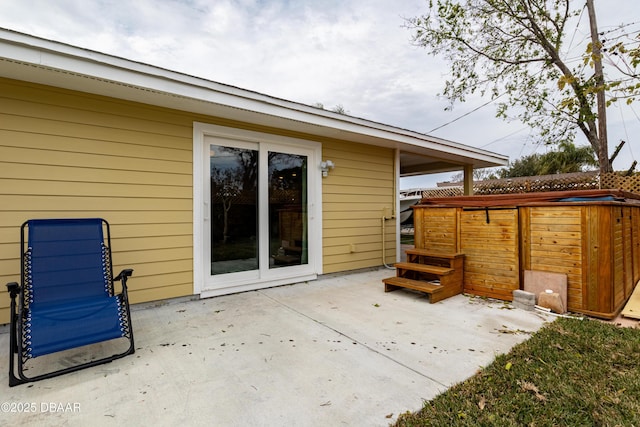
[383,276,443,294]
[393,262,454,276]
[404,249,464,259]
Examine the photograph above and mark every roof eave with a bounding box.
[0,28,509,171]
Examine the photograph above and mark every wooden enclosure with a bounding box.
[413,190,640,319]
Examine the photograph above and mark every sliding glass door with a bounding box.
[268,151,308,269]
[209,143,259,275]
[203,134,317,293]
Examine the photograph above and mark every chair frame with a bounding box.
[6,218,135,387]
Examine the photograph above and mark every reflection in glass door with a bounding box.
[209,144,258,275]
[268,152,307,269]
[197,124,320,297]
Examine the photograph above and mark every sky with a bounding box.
[1,0,638,189]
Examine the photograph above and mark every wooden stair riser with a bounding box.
[382,251,464,303]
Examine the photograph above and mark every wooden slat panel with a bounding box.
[585,206,600,311]
[597,206,613,313]
[460,209,519,296]
[613,207,625,307]
[633,209,640,287]
[622,207,634,299]
[413,206,458,255]
[525,206,585,313]
[529,223,582,233]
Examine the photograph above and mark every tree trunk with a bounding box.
[586,0,612,173]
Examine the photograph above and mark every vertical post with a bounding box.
[463,164,474,195]
[586,0,610,173]
[394,149,401,263]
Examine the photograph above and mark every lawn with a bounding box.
[400,233,414,245]
[395,317,640,426]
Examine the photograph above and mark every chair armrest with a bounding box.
[114,269,134,281]
[6,282,21,298]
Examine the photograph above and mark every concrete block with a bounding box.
[512,289,535,311]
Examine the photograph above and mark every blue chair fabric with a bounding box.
[6,218,135,386]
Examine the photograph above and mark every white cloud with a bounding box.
[1,0,638,187]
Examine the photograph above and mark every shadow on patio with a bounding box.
[1,269,548,426]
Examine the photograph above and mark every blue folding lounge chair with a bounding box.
[6,218,135,386]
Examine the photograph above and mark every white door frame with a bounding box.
[193,122,322,298]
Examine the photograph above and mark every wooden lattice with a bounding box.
[475,171,600,195]
[421,187,463,199]
[421,171,640,198]
[600,173,640,194]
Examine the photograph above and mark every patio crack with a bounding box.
[257,290,448,388]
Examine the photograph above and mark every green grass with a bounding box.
[395,317,640,426]
[400,234,414,245]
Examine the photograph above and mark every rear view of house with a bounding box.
[0,28,508,324]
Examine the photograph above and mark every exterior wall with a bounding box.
[0,78,195,324]
[0,77,398,323]
[321,141,396,273]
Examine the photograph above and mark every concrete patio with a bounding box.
[1,268,549,426]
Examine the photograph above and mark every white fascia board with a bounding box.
[0,28,508,167]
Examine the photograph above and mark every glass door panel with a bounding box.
[268,152,308,269]
[209,144,258,275]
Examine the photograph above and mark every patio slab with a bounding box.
[0,269,549,426]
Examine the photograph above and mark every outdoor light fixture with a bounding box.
[320,160,335,177]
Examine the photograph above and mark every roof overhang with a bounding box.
[0,28,508,174]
